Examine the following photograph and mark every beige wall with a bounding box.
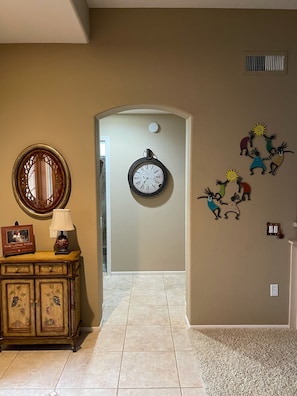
[1,9,297,326]
[100,113,186,272]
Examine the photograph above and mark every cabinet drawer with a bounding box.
[1,264,34,275]
[35,264,67,275]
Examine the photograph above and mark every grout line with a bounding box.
[0,348,21,381]
[53,350,72,391]
[115,274,133,393]
[103,272,195,394]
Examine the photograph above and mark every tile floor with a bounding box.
[0,273,206,395]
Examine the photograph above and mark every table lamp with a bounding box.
[50,209,74,255]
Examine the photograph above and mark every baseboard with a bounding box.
[109,270,185,275]
[81,326,100,333]
[189,324,290,329]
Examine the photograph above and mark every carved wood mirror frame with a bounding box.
[12,144,71,219]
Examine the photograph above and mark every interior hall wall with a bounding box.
[100,114,186,272]
[0,9,297,326]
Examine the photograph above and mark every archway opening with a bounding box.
[95,104,192,322]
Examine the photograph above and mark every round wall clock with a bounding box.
[128,149,168,197]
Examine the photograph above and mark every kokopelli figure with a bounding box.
[236,176,251,201]
[240,131,255,156]
[221,193,242,220]
[269,142,294,175]
[197,188,221,220]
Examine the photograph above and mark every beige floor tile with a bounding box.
[96,326,126,351]
[78,331,100,350]
[175,351,204,388]
[0,351,18,377]
[57,389,117,395]
[132,275,164,289]
[166,289,186,306]
[119,351,179,388]
[128,305,170,326]
[130,288,167,305]
[168,306,187,326]
[163,273,186,289]
[104,289,131,306]
[102,305,129,326]
[0,350,70,388]
[118,389,181,395]
[80,327,125,351]
[124,326,173,352]
[0,390,54,396]
[57,351,121,389]
[181,389,207,396]
[171,327,193,351]
[103,275,133,290]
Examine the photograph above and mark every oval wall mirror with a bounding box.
[12,144,71,219]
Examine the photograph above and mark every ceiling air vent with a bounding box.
[245,52,287,74]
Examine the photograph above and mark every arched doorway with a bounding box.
[95,105,192,320]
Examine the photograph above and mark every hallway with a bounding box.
[0,273,206,395]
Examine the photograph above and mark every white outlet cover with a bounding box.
[270,284,279,297]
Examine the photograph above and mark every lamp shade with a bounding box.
[50,209,74,232]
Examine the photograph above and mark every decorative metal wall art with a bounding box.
[240,123,294,175]
[197,122,293,222]
[197,170,251,220]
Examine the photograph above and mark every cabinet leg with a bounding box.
[72,339,79,352]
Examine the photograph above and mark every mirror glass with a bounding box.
[12,144,71,219]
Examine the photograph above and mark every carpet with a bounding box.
[188,328,297,396]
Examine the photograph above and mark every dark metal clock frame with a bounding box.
[128,149,168,197]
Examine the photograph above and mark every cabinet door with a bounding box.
[35,279,69,337]
[1,279,35,337]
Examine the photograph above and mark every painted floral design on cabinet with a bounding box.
[38,280,66,332]
[8,283,32,330]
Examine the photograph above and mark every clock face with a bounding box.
[128,157,168,197]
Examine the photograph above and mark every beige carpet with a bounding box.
[189,328,297,396]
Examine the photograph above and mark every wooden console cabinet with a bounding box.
[0,251,81,351]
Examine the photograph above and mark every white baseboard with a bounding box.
[188,324,289,329]
[109,271,185,275]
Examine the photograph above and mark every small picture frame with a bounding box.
[1,224,35,257]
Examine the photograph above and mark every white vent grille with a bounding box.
[245,52,287,73]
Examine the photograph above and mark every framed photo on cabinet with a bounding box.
[1,224,35,257]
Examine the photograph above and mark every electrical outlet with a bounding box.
[270,284,279,297]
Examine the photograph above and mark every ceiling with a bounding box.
[1,0,297,44]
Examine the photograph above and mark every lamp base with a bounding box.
[55,232,71,255]
[55,249,71,255]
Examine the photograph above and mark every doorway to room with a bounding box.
[96,106,191,276]
[99,137,110,273]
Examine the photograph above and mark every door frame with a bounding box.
[99,136,111,274]
[95,104,192,320]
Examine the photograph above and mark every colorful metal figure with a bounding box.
[236,176,251,201]
[263,133,277,158]
[248,148,267,175]
[221,192,242,220]
[269,142,294,175]
[215,179,229,202]
[240,131,255,156]
[197,188,221,220]
[241,123,294,176]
